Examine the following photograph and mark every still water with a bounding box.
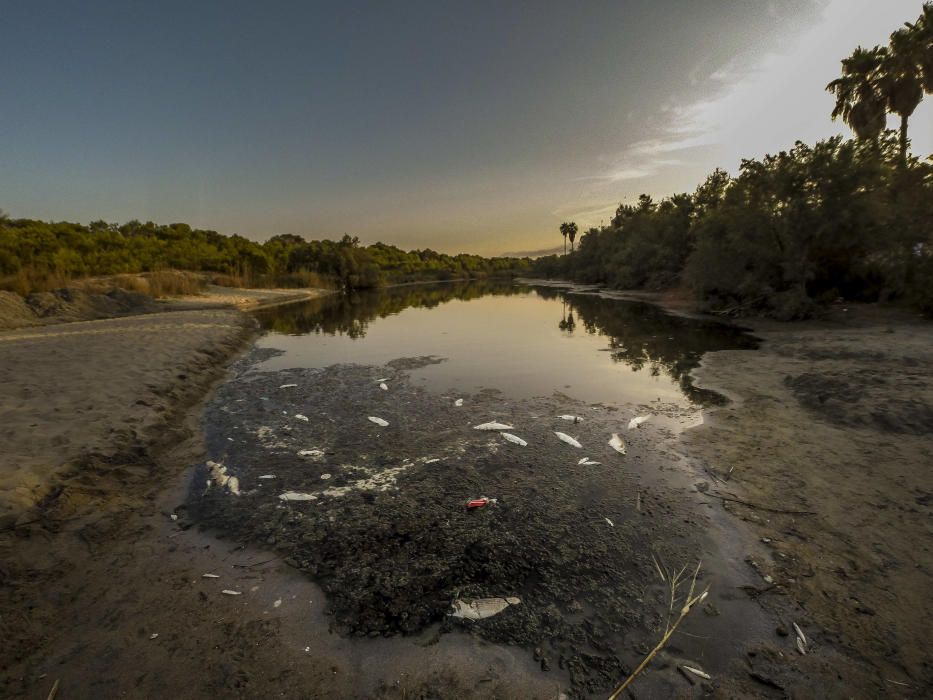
[253,281,757,406]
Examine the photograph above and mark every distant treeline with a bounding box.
[537,4,933,318]
[0,216,530,294]
[534,134,933,318]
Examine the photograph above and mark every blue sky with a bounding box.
[2,0,930,255]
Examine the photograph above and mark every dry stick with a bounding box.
[47,679,60,700]
[608,563,709,700]
[701,492,815,516]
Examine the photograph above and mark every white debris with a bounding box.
[609,433,627,454]
[554,432,582,448]
[792,622,807,647]
[279,491,318,502]
[449,596,521,620]
[628,415,651,429]
[425,458,441,464]
[207,460,241,495]
[501,433,528,447]
[320,473,332,480]
[273,599,282,608]
[202,573,220,579]
[279,383,297,389]
[226,437,234,441]
[578,457,589,465]
[294,414,309,422]
[473,422,514,431]
[796,637,807,655]
[221,590,242,596]
[170,513,178,521]
[558,415,583,422]
[258,474,276,480]
[604,517,614,527]
[368,416,389,427]
[297,448,324,458]
[454,398,464,407]
[149,633,159,640]
[682,665,711,680]
[375,377,388,383]
[580,459,601,466]
[379,382,388,391]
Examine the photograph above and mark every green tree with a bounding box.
[881,28,925,163]
[827,46,887,141]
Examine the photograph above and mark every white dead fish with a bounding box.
[609,433,627,454]
[297,449,324,458]
[473,422,514,431]
[792,622,807,647]
[368,416,389,427]
[554,432,582,448]
[279,491,317,502]
[320,473,332,480]
[796,637,807,655]
[580,459,601,466]
[577,457,589,465]
[202,573,220,579]
[221,590,242,596]
[449,596,521,620]
[379,383,388,391]
[558,415,583,422]
[604,517,614,527]
[501,433,528,447]
[628,415,651,429]
[425,458,441,464]
[279,383,297,389]
[149,633,159,640]
[258,474,276,480]
[454,398,464,407]
[682,666,711,680]
[375,377,388,383]
[294,414,309,422]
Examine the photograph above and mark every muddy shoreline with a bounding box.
[1,286,929,698]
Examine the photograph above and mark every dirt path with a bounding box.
[684,305,933,696]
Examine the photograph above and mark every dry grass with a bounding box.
[0,268,71,296]
[608,558,710,699]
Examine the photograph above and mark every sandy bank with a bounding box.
[684,304,933,695]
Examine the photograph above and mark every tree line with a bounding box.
[0,215,530,294]
[537,4,933,318]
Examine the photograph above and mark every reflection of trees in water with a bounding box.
[536,287,758,404]
[253,280,528,337]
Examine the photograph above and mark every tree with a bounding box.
[559,222,570,254]
[827,47,887,141]
[881,27,925,163]
[911,2,933,94]
[567,222,578,252]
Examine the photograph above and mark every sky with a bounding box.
[2,0,931,257]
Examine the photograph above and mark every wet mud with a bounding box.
[192,349,780,697]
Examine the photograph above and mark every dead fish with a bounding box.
[473,421,514,431]
[294,414,309,422]
[379,383,388,391]
[202,573,220,579]
[279,491,317,501]
[375,377,388,383]
[320,473,331,480]
[449,596,521,620]
[221,590,242,596]
[609,433,627,454]
[554,432,582,448]
[792,622,807,647]
[501,433,528,447]
[558,415,583,422]
[796,636,807,655]
[258,474,276,479]
[580,459,601,466]
[297,449,324,457]
[577,457,589,465]
[368,416,389,427]
[682,666,711,680]
[454,398,464,407]
[604,517,614,527]
[628,415,651,429]
[425,458,441,464]
[279,383,297,389]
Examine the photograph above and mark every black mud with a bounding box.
[192,350,773,697]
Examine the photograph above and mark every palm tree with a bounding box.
[881,28,925,163]
[567,222,578,252]
[559,222,570,255]
[826,46,887,142]
[912,2,933,94]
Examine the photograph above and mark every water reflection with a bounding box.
[254,281,757,405]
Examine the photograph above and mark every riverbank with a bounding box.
[684,303,933,695]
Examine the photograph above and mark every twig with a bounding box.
[701,492,815,515]
[608,561,709,699]
[47,679,60,700]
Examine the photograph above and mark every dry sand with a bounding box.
[684,304,933,695]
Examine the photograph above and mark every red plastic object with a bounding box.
[466,497,489,509]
